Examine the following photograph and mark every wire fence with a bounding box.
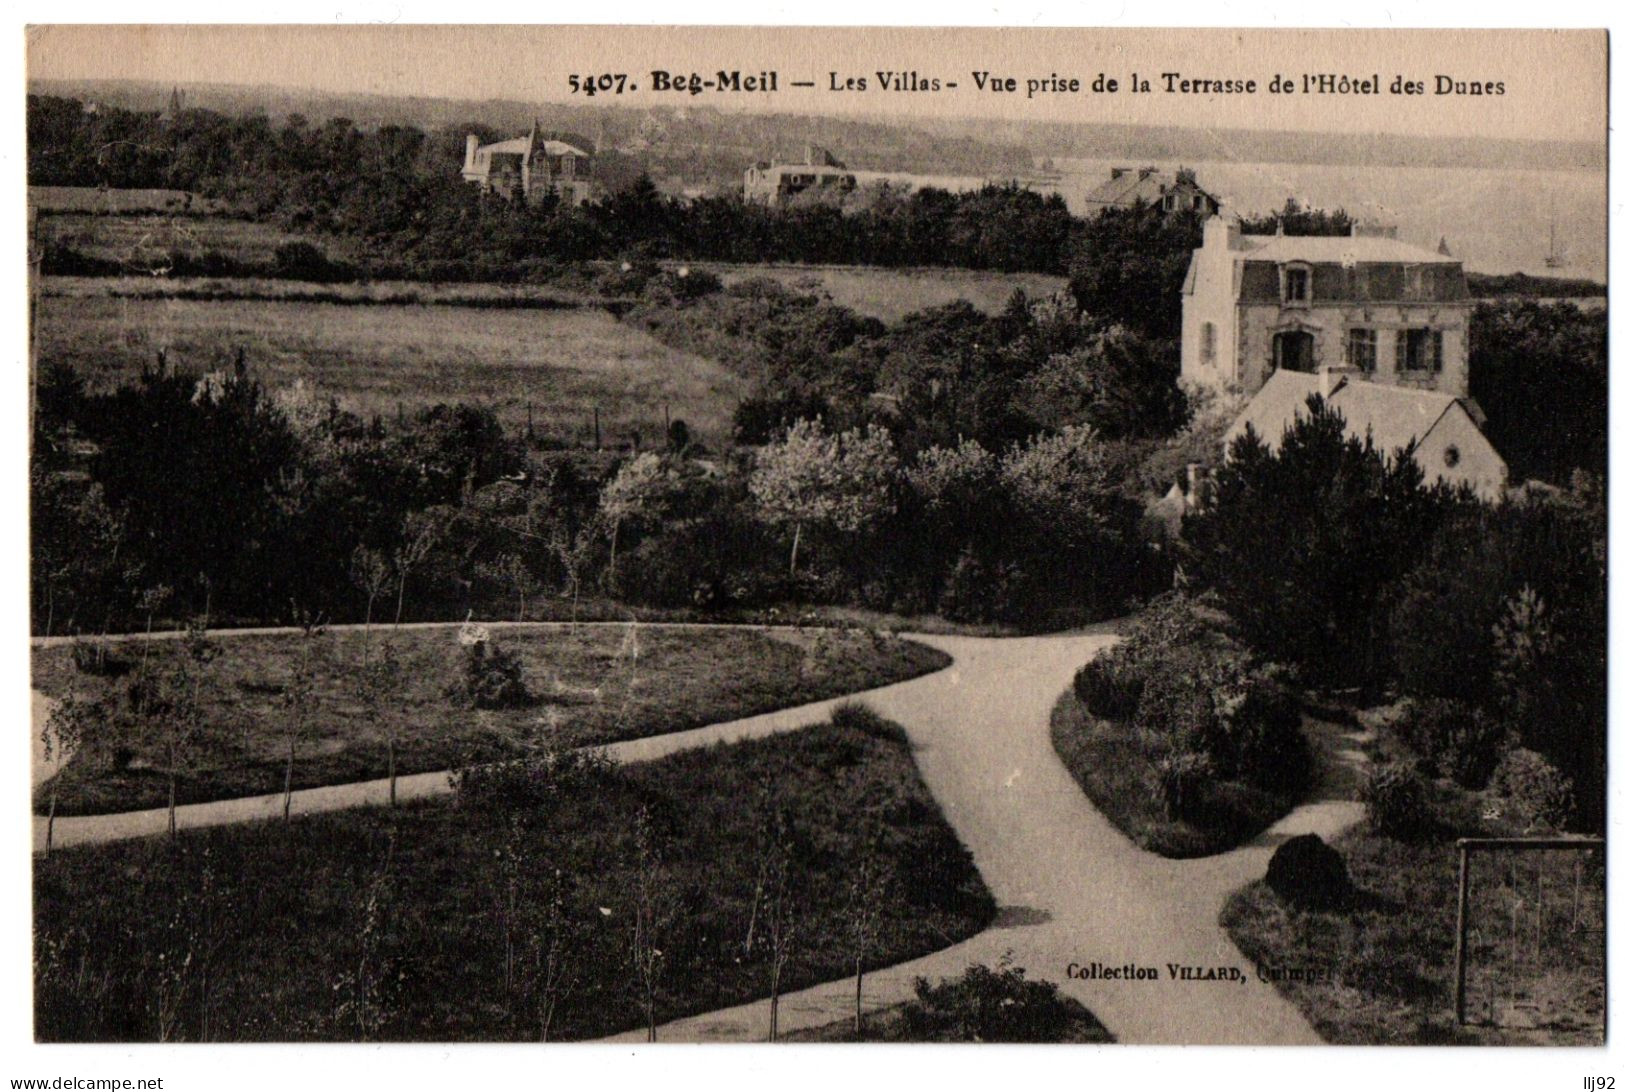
[1455,838,1605,1035]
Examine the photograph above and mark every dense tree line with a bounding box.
[29,96,1075,275]
[1180,399,1605,831]
[32,268,1181,637]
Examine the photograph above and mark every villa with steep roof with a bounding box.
[1181,215,1473,398]
[461,122,595,206]
[1086,166,1219,218]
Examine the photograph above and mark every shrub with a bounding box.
[70,638,128,677]
[1212,670,1310,793]
[1392,698,1506,790]
[449,640,528,710]
[1489,748,1574,833]
[451,746,613,811]
[1155,750,1213,822]
[905,958,1072,1043]
[937,546,1029,624]
[1358,760,1434,841]
[1073,656,1141,721]
[1265,834,1352,910]
[829,701,906,744]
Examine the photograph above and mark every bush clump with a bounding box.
[451,745,612,811]
[904,958,1073,1043]
[1154,750,1212,822]
[1358,760,1434,841]
[829,701,906,744]
[1265,833,1353,910]
[70,638,129,677]
[1073,655,1140,720]
[449,639,529,710]
[1392,698,1505,790]
[1488,748,1574,833]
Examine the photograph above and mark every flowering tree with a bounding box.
[280,612,327,822]
[597,453,677,579]
[349,546,392,638]
[749,419,897,576]
[39,694,102,854]
[356,639,405,806]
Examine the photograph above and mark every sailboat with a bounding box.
[1544,196,1567,270]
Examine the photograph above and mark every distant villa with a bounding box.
[462,121,596,206]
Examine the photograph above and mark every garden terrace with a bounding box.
[33,624,949,816]
[34,713,994,1042]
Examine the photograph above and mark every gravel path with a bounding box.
[602,630,1365,1046]
[32,623,1364,1044]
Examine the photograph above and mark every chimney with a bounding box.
[1353,220,1399,239]
[1185,463,1208,510]
[1319,360,1362,398]
[1203,211,1240,252]
[464,134,480,171]
[1437,236,1453,257]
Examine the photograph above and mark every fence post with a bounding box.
[1454,840,1471,1025]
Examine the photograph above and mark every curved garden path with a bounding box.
[31,622,1364,1044]
[602,630,1365,1045]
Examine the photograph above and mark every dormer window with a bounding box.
[1282,264,1312,306]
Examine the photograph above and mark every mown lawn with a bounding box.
[1222,824,1604,1045]
[34,713,995,1042]
[1047,689,1303,858]
[33,625,950,815]
[35,293,748,446]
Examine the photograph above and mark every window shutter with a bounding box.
[1431,330,1444,372]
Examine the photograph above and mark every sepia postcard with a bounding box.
[14,19,1611,1082]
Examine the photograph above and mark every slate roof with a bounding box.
[1225,370,1486,459]
[1233,233,1460,265]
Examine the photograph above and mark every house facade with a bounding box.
[1224,368,1506,501]
[1085,167,1219,218]
[462,123,595,206]
[744,145,855,205]
[1181,215,1473,399]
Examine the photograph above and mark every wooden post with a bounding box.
[526,400,534,442]
[593,407,601,450]
[1455,841,1471,1025]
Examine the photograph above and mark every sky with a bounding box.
[25,25,1609,145]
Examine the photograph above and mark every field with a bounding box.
[42,275,596,308]
[37,211,356,270]
[34,712,996,1042]
[35,292,750,446]
[29,187,230,215]
[33,624,951,815]
[696,262,1068,324]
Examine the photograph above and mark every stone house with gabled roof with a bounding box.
[1085,166,1219,218]
[461,122,595,206]
[1181,214,1473,399]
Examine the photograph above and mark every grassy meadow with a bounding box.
[36,293,749,446]
[697,262,1067,324]
[38,210,353,268]
[33,625,950,815]
[34,712,995,1042]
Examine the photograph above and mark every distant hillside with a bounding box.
[32,77,1603,184]
[26,78,1034,187]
